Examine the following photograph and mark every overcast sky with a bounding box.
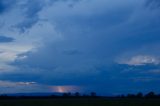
[0,0,160,95]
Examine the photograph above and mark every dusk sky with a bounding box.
[0,0,160,95]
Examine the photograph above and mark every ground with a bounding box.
[0,98,160,106]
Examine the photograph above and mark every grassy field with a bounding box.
[0,98,160,106]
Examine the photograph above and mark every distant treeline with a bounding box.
[117,91,160,98]
[0,91,160,99]
[0,92,98,99]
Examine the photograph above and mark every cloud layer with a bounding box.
[0,0,160,95]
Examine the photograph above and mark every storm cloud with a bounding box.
[0,0,160,95]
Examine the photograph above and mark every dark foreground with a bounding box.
[0,98,160,106]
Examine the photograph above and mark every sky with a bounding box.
[0,0,160,95]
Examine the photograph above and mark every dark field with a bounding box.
[0,98,160,106]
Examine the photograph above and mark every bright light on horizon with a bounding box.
[50,86,81,93]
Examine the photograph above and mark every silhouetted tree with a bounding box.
[75,92,80,97]
[120,94,125,98]
[90,92,97,97]
[136,92,143,98]
[127,94,136,98]
[145,92,156,98]
[62,92,71,97]
[82,94,89,97]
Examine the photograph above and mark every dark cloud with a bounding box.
[1,0,160,94]
[0,0,16,14]
[0,1,6,13]
[146,0,160,9]
[11,0,160,84]
[14,0,45,32]
[0,36,14,43]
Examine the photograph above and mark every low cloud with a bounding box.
[0,80,50,94]
[0,80,37,87]
[17,81,37,86]
[117,55,160,66]
[0,36,14,43]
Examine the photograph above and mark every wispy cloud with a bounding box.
[0,80,37,87]
[117,55,160,66]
